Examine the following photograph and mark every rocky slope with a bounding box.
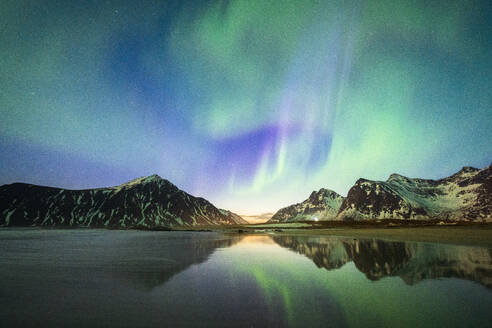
[269,164,491,222]
[268,188,344,223]
[337,164,492,221]
[219,209,249,225]
[0,175,244,228]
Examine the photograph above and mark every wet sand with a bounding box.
[7,225,491,250]
[179,223,492,248]
[17,222,490,248]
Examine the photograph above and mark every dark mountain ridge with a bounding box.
[0,175,245,228]
[269,164,492,222]
[268,188,344,223]
[338,163,491,221]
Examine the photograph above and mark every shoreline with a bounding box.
[269,226,492,248]
[2,224,492,248]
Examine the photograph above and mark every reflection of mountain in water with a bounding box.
[110,233,244,291]
[272,236,492,288]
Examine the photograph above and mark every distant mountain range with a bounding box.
[1,164,490,228]
[240,213,274,224]
[218,209,249,225]
[0,175,246,228]
[268,164,492,223]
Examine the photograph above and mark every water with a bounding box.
[0,229,490,327]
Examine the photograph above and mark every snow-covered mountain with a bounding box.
[0,175,244,228]
[268,188,344,223]
[337,164,492,221]
[268,164,491,222]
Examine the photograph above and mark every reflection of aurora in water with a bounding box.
[271,235,492,288]
[221,235,492,327]
[1,231,491,327]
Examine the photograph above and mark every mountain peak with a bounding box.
[458,166,479,174]
[309,188,339,201]
[269,186,344,223]
[387,173,411,183]
[115,174,165,189]
[309,189,322,198]
[146,174,163,181]
[0,174,240,228]
[446,166,481,181]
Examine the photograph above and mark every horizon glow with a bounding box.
[1,0,491,215]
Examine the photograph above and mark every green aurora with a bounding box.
[0,0,490,214]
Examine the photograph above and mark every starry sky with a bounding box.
[1,0,491,215]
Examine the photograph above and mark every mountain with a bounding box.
[0,175,241,228]
[241,213,274,224]
[268,164,491,222]
[219,209,249,224]
[268,188,344,223]
[337,164,492,221]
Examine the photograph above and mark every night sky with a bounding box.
[1,0,491,215]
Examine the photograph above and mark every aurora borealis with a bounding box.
[1,0,491,215]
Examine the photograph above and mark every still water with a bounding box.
[0,229,490,327]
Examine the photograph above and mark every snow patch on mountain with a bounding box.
[0,175,240,228]
[268,188,344,223]
[337,164,491,221]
